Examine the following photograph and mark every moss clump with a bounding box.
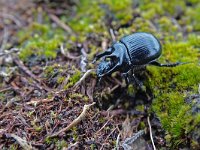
[64,69,81,89]
[68,1,105,36]
[55,140,67,150]
[101,0,133,24]
[18,23,65,61]
[147,35,200,147]
[44,64,70,88]
[184,3,200,31]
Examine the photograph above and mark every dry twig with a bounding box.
[101,109,144,117]
[13,56,40,83]
[109,28,116,42]
[8,134,35,150]
[74,69,95,88]
[0,87,12,93]
[147,116,156,150]
[26,98,54,105]
[49,14,74,34]
[0,48,19,57]
[0,28,9,51]
[13,56,50,91]
[95,119,110,135]
[49,102,96,138]
[0,13,22,26]
[60,44,80,60]
[115,133,121,150]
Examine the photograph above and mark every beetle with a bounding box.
[93,32,185,87]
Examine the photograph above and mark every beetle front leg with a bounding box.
[92,48,113,63]
[150,61,189,67]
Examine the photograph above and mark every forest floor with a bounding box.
[0,0,200,149]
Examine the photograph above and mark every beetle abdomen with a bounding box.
[120,32,162,65]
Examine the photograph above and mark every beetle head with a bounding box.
[96,55,119,77]
[95,43,130,78]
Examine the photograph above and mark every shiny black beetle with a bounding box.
[93,32,184,86]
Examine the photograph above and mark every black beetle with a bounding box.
[93,32,185,87]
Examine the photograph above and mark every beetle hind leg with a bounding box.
[149,61,189,67]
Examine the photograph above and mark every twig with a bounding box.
[100,109,144,117]
[60,44,80,60]
[0,97,20,113]
[0,28,9,51]
[80,48,87,72]
[49,14,74,34]
[109,28,116,42]
[65,142,79,149]
[0,13,22,27]
[13,56,41,83]
[147,116,156,150]
[73,69,95,87]
[12,56,50,91]
[49,102,96,138]
[115,133,121,150]
[95,120,110,135]
[0,48,19,57]
[105,127,117,141]
[7,134,35,150]
[26,98,54,105]
[0,87,12,93]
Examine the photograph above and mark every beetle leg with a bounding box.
[92,48,113,63]
[122,72,130,85]
[132,74,144,89]
[149,61,189,67]
[126,69,145,91]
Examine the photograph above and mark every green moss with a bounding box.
[101,0,133,24]
[140,2,164,19]
[127,84,135,96]
[135,105,145,112]
[68,0,105,36]
[34,126,43,132]
[69,93,89,102]
[55,140,67,150]
[184,3,200,31]
[18,23,65,61]
[138,121,146,129]
[147,35,200,147]
[65,69,81,89]
[44,64,72,88]
[9,144,18,150]
[45,136,58,145]
[139,0,185,17]
[57,76,65,84]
